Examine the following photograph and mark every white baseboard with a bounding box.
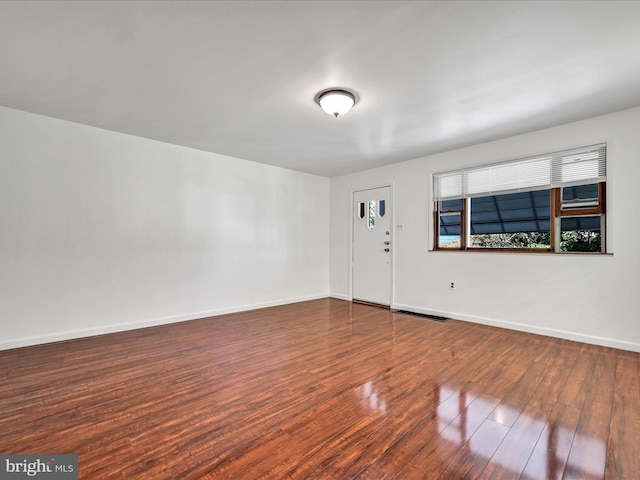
[392,303,640,353]
[0,293,329,351]
[8,296,636,353]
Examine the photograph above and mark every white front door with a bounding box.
[352,186,391,306]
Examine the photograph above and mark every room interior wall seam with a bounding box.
[392,303,640,353]
[0,292,330,352]
[329,293,351,301]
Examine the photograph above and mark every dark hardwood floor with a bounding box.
[1,298,638,479]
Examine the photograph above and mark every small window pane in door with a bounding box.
[368,201,375,230]
[379,199,386,218]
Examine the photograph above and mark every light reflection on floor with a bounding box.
[354,380,387,413]
[354,381,606,478]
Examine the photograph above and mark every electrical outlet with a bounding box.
[396,223,404,231]
[449,281,455,290]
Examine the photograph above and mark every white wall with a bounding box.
[0,106,330,350]
[331,107,640,352]
[4,103,638,353]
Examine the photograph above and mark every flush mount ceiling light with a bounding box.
[314,88,358,118]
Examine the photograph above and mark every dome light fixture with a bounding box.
[314,88,358,118]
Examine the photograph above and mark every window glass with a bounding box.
[560,216,602,252]
[469,190,550,249]
[561,184,599,210]
[379,199,386,218]
[368,201,375,230]
[439,212,461,248]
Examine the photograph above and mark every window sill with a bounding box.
[429,248,612,256]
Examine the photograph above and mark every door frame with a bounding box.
[350,183,395,305]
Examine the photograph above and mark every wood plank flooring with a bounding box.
[0,298,638,479]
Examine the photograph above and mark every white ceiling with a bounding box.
[1,1,640,178]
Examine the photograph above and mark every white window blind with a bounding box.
[433,143,606,201]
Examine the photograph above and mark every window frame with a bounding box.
[434,182,606,254]
[553,182,606,253]
[434,199,467,250]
